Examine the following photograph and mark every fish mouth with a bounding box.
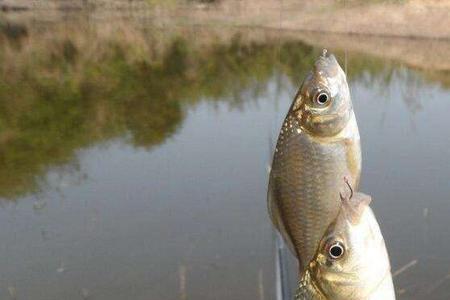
[300,107,350,137]
[314,49,341,78]
[311,268,363,298]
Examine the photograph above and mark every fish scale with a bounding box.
[295,270,324,300]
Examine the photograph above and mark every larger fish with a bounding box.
[295,185,395,300]
[268,50,361,272]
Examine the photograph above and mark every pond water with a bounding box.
[0,23,450,299]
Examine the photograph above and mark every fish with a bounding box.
[268,49,361,272]
[295,182,395,300]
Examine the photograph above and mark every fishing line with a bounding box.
[345,50,348,75]
[268,0,283,178]
[278,0,283,65]
[273,4,292,300]
[344,0,348,76]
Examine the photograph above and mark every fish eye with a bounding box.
[328,242,345,259]
[315,91,331,106]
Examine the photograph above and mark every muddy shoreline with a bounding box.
[2,0,450,39]
[1,1,449,80]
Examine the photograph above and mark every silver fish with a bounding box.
[295,184,395,300]
[268,50,361,272]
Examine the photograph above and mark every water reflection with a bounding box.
[0,25,312,199]
[1,21,450,300]
[1,23,448,200]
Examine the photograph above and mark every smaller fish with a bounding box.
[295,181,395,300]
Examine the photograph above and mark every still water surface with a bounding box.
[0,27,450,299]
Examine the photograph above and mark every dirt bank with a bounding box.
[1,0,450,40]
[182,0,450,40]
[1,0,449,82]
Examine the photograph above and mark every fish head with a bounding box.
[309,190,391,300]
[291,50,352,137]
